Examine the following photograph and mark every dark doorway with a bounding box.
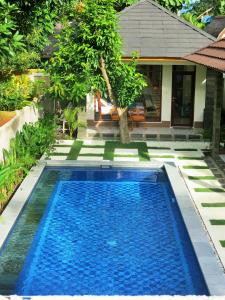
[171,66,196,127]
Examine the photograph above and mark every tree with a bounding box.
[0,0,75,74]
[157,0,183,12]
[47,0,146,143]
[0,0,24,67]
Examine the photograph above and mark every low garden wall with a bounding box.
[0,105,39,161]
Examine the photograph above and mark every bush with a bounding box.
[0,115,56,212]
[0,75,38,111]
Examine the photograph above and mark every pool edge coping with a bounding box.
[164,163,225,296]
[0,160,225,296]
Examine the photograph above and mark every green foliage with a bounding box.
[182,12,205,29]
[0,115,56,211]
[156,0,184,12]
[63,107,86,138]
[111,61,147,108]
[0,0,24,64]
[0,75,37,111]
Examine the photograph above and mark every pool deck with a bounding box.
[1,138,225,296]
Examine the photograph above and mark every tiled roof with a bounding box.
[119,0,215,58]
[185,38,225,72]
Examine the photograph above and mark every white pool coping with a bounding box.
[0,160,225,296]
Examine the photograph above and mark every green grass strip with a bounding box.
[220,241,225,247]
[178,157,204,160]
[104,141,149,161]
[183,166,209,169]
[188,176,216,180]
[195,188,225,192]
[174,148,198,151]
[149,155,174,158]
[148,147,171,150]
[202,203,225,207]
[67,140,83,160]
[210,220,225,225]
[53,144,73,147]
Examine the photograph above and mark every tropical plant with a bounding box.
[0,115,56,212]
[0,0,25,65]
[64,107,86,138]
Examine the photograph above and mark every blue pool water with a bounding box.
[1,168,208,295]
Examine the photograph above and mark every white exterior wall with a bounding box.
[194,65,207,123]
[0,105,39,161]
[161,65,172,123]
[86,93,95,121]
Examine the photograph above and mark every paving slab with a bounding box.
[79,147,105,155]
[49,156,67,160]
[180,169,215,177]
[114,157,139,162]
[54,140,74,146]
[148,149,175,155]
[114,148,139,155]
[177,160,208,167]
[175,151,203,157]
[77,156,104,161]
[194,193,225,202]
[186,179,222,189]
[83,140,105,146]
[53,147,71,154]
[150,157,176,163]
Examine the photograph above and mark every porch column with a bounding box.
[86,93,95,121]
[212,72,224,156]
[161,65,172,125]
[193,65,207,128]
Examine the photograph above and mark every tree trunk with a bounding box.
[117,107,130,144]
[99,56,130,144]
[99,56,116,107]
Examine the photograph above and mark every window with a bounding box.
[137,65,162,122]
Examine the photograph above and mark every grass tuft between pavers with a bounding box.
[202,203,225,207]
[178,157,204,160]
[49,153,68,156]
[67,140,83,160]
[210,220,225,225]
[104,141,150,161]
[194,188,225,192]
[174,148,198,151]
[220,241,225,247]
[183,166,209,169]
[188,176,216,180]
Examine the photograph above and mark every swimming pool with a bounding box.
[0,166,209,295]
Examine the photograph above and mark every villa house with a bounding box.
[83,0,216,139]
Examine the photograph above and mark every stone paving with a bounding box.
[42,139,225,271]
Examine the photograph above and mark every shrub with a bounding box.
[0,115,56,212]
[0,75,38,111]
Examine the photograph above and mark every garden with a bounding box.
[0,0,224,213]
